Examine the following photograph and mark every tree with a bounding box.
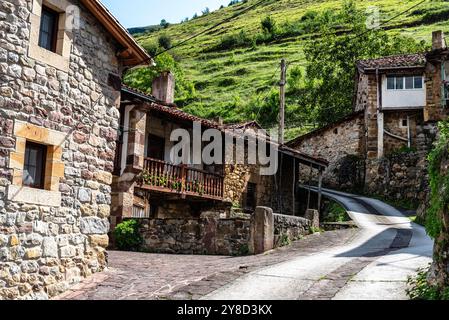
[297,0,427,126]
[202,7,210,16]
[160,19,170,28]
[158,34,172,50]
[261,16,276,35]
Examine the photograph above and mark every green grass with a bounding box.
[130,0,449,127]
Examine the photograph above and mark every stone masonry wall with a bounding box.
[273,213,310,248]
[365,122,438,206]
[0,0,122,299]
[138,210,313,256]
[139,213,251,256]
[291,113,365,188]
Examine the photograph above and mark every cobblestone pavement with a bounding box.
[54,229,358,300]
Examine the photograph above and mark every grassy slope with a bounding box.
[132,0,449,134]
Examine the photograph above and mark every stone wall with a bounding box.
[137,209,313,256]
[365,122,438,206]
[290,113,365,188]
[223,146,274,211]
[0,0,122,300]
[139,213,251,256]
[273,214,310,247]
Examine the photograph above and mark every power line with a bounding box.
[149,0,267,60]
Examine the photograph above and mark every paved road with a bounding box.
[204,188,433,300]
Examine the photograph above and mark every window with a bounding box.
[23,142,47,189]
[387,75,423,90]
[414,76,423,89]
[401,119,408,127]
[405,76,414,89]
[386,76,394,90]
[395,76,404,89]
[38,6,59,52]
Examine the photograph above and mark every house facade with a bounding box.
[111,74,328,254]
[0,0,150,299]
[288,30,448,205]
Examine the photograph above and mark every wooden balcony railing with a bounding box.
[140,158,224,200]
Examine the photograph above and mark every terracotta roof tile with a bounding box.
[121,85,221,128]
[357,53,426,71]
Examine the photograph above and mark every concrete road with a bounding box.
[203,188,434,300]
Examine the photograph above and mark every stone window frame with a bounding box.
[29,0,73,72]
[6,121,66,207]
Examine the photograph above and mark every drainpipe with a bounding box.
[407,115,411,148]
[376,68,384,159]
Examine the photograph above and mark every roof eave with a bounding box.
[80,0,152,67]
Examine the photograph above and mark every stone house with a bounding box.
[0,0,150,299]
[111,74,328,254]
[288,30,448,204]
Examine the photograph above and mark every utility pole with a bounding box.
[279,58,287,145]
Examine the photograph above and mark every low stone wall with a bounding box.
[273,214,311,247]
[138,213,251,256]
[136,208,313,256]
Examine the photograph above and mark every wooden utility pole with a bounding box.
[279,59,287,145]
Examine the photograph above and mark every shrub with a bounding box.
[142,41,159,57]
[215,30,253,51]
[323,201,350,223]
[407,266,449,300]
[114,219,143,251]
[261,16,276,34]
[158,34,172,50]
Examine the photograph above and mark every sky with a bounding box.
[101,0,231,28]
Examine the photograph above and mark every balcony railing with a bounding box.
[140,158,224,200]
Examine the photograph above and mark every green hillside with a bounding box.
[126,0,449,137]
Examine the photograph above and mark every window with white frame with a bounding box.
[387,75,423,90]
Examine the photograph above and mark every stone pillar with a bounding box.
[126,108,147,173]
[111,108,147,222]
[250,207,274,254]
[305,209,320,230]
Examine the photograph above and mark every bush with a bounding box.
[407,266,449,300]
[323,201,350,223]
[142,41,159,57]
[261,16,276,34]
[114,219,143,251]
[158,34,172,50]
[215,30,254,51]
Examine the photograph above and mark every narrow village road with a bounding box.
[204,188,434,300]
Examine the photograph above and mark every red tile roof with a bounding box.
[121,85,329,168]
[121,85,221,128]
[357,53,426,72]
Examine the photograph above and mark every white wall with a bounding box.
[381,74,426,109]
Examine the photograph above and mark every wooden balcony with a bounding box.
[139,158,225,201]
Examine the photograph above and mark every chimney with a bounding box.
[432,30,445,51]
[152,71,175,104]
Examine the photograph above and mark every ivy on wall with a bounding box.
[426,121,449,239]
